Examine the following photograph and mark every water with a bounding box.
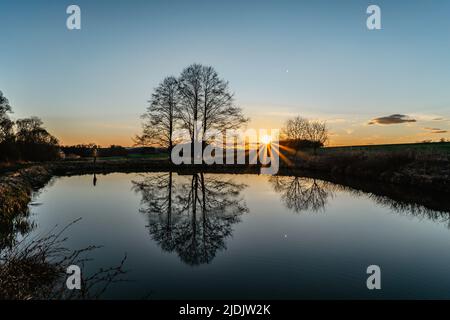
[22,172,450,299]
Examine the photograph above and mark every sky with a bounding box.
[0,0,449,146]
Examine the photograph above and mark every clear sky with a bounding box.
[1,0,449,146]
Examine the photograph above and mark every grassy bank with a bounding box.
[0,167,126,299]
[283,149,450,193]
[0,166,53,218]
[322,141,450,154]
[0,166,54,250]
[43,146,450,193]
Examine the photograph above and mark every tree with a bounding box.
[305,120,328,153]
[135,76,179,152]
[135,64,248,161]
[282,116,309,141]
[282,116,328,156]
[15,117,60,161]
[177,64,203,148]
[200,65,248,138]
[0,91,14,144]
[177,64,248,161]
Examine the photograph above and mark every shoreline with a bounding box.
[46,156,450,193]
[1,158,449,218]
[0,166,53,218]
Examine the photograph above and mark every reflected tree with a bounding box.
[0,209,34,251]
[271,174,450,228]
[132,172,247,265]
[133,172,180,252]
[269,176,334,213]
[332,183,450,228]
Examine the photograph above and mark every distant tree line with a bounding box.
[60,144,164,158]
[135,64,249,154]
[0,91,60,162]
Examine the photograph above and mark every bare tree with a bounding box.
[0,91,14,144]
[270,176,334,213]
[177,64,203,147]
[136,65,248,161]
[282,116,309,141]
[305,120,328,153]
[15,117,60,161]
[200,66,248,138]
[176,64,248,161]
[282,116,328,156]
[15,117,58,146]
[135,76,179,151]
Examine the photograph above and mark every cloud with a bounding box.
[423,127,448,134]
[368,114,416,125]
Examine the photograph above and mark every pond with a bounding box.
[20,172,450,299]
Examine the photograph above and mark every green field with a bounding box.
[322,142,450,154]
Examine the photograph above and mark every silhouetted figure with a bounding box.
[92,146,98,166]
[93,173,97,187]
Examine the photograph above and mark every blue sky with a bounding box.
[1,0,449,146]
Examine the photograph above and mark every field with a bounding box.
[96,153,169,160]
[321,141,450,154]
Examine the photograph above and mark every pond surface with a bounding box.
[24,172,450,299]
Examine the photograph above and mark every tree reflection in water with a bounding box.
[269,176,334,213]
[0,207,34,251]
[132,172,248,265]
[334,184,450,227]
[270,174,450,228]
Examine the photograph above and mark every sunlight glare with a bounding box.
[260,135,272,145]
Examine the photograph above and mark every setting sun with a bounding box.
[260,134,272,145]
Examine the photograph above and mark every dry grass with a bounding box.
[0,219,127,300]
[280,148,450,192]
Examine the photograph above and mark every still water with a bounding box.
[25,172,450,299]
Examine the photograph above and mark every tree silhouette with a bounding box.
[0,91,13,142]
[132,172,247,265]
[135,76,179,152]
[1,91,60,162]
[281,116,329,156]
[199,65,248,137]
[15,117,60,161]
[177,64,203,146]
[0,91,15,161]
[135,65,248,160]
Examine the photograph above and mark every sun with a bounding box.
[260,134,272,145]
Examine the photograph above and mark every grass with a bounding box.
[126,153,168,159]
[281,144,450,193]
[95,153,169,161]
[321,141,450,154]
[0,219,127,300]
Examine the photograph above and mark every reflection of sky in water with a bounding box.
[26,173,450,299]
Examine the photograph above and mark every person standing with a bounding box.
[93,146,98,166]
